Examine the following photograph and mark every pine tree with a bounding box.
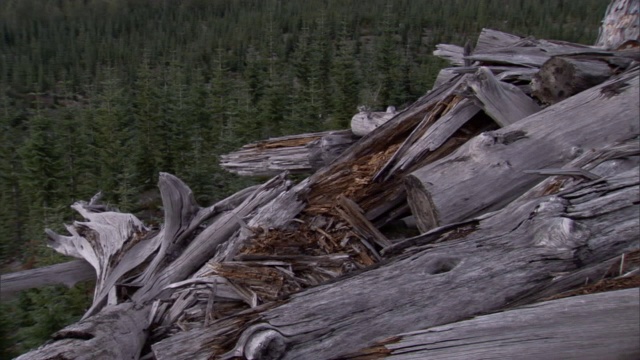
[330,19,360,129]
[131,56,164,189]
[374,2,401,109]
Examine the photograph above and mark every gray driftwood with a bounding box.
[473,28,522,54]
[220,130,357,176]
[340,289,640,360]
[15,174,291,359]
[350,106,398,137]
[0,260,94,299]
[15,302,149,360]
[151,165,639,360]
[11,12,640,359]
[466,66,541,126]
[406,68,639,232]
[432,44,465,66]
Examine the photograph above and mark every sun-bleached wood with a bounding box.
[466,66,541,127]
[220,130,357,177]
[340,289,640,360]
[350,106,398,137]
[0,260,94,299]
[406,68,639,232]
[151,166,639,360]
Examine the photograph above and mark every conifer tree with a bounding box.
[330,19,360,128]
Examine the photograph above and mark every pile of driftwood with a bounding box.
[3,1,639,359]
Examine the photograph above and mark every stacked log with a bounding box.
[5,3,640,359]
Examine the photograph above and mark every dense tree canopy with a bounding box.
[0,0,609,357]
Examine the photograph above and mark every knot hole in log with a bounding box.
[424,257,462,275]
[244,329,287,360]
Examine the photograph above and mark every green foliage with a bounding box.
[0,0,610,356]
[0,283,92,359]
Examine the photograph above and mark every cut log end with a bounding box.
[532,57,613,104]
[404,175,439,233]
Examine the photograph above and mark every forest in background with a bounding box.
[0,0,609,357]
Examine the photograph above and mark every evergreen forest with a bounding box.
[0,0,610,357]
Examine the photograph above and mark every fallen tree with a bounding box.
[8,2,640,359]
[340,289,640,360]
[0,260,94,299]
[406,67,639,232]
[150,163,640,359]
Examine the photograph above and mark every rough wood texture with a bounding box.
[15,302,150,360]
[595,0,640,49]
[46,200,150,317]
[341,289,640,360]
[531,56,614,104]
[473,28,522,54]
[220,131,357,176]
[12,16,640,360]
[0,260,94,299]
[406,68,639,232]
[350,106,398,137]
[132,174,289,302]
[377,97,483,180]
[151,166,639,359]
[466,66,541,126]
[468,36,610,68]
[432,44,465,66]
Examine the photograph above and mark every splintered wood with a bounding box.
[11,9,640,359]
[305,143,401,216]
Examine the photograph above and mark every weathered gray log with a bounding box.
[339,289,640,360]
[307,131,359,170]
[16,302,150,360]
[432,44,464,66]
[531,56,614,104]
[473,28,522,54]
[336,195,392,250]
[0,260,94,299]
[350,106,398,137]
[516,137,640,203]
[468,37,611,68]
[507,251,639,308]
[151,166,639,360]
[595,0,640,49]
[433,65,538,90]
[15,173,291,360]
[132,174,289,302]
[379,97,481,180]
[373,75,474,182]
[432,67,458,88]
[466,66,541,127]
[46,200,151,317]
[406,68,639,233]
[220,131,357,177]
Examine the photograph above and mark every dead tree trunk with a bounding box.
[0,260,94,299]
[16,302,150,360]
[220,131,357,176]
[340,289,640,360]
[465,66,541,126]
[406,68,639,233]
[151,165,639,360]
[350,106,398,137]
[15,173,290,360]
